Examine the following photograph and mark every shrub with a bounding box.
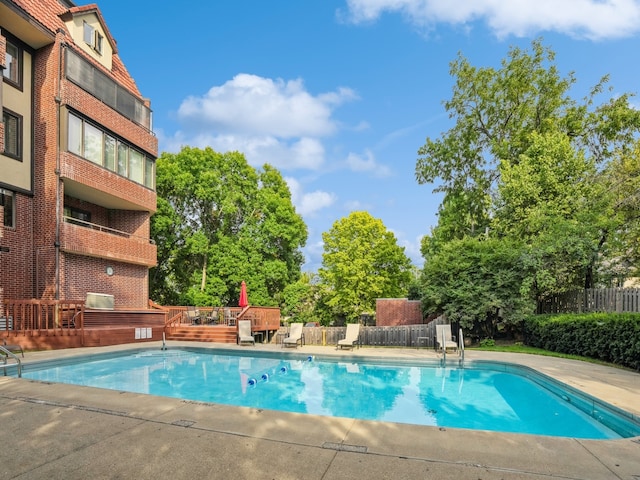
[524,313,640,370]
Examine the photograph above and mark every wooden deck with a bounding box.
[164,325,238,343]
[1,300,281,350]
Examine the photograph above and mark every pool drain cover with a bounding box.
[322,442,367,453]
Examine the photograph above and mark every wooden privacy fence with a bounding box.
[538,288,640,314]
[297,317,449,348]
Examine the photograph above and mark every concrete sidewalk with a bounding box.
[1,342,639,479]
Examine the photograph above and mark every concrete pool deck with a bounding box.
[1,342,639,479]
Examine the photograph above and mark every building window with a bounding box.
[65,49,151,129]
[95,31,104,55]
[0,189,15,228]
[83,21,94,45]
[67,112,156,189]
[2,39,21,87]
[83,122,103,165]
[64,205,91,226]
[2,109,22,160]
[128,149,144,184]
[83,21,103,55]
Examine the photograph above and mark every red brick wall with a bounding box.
[32,40,59,300]
[60,152,156,212]
[376,298,424,326]
[0,194,34,306]
[62,253,148,308]
[3,18,156,310]
[63,79,157,154]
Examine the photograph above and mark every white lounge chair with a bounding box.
[337,323,360,350]
[238,320,255,346]
[283,323,303,348]
[436,324,458,353]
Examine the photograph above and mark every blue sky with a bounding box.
[98,0,640,272]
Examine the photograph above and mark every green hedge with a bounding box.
[523,313,640,370]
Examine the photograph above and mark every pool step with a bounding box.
[165,326,237,344]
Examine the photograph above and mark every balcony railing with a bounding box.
[64,216,155,244]
[61,219,157,267]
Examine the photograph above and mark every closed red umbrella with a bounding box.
[238,281,249,308]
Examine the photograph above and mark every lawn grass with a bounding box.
[469,343,624,368]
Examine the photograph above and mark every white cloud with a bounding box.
[178,74,357,137]
[346,150,392,177]
[342,0,640,40]
[286,177,337,217]
[163,74,359,171]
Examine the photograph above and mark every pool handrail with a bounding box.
[0,345,22,377]
[459,328,465,362]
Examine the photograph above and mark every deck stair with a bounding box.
[165,326,237,344]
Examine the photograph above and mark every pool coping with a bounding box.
[1,341,639,479]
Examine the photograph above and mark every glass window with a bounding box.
[117,142,128,176]
[64,205,91,225]
[3,109,21,160]
[129,149,144,184]
[83,22,94,46]
[65,112,155,189]
[83,122,102,165]
[144,157,155,189]
[0,189,15,228]
[68,113,83,156]
[3,40,20,86]
[104,134,116,171]
[95,32,104,54]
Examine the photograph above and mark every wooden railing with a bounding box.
[1,299,85,335]
[162,305,281,333]
[238,306,281,332]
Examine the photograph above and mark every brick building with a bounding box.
[1,0,157,309]
[375,298,424,326]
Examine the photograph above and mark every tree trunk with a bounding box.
[200,254,207,291]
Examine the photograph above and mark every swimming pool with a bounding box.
[19,348,640,439]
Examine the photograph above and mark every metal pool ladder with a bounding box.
[0,345,22,377]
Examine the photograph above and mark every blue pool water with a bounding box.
[21,349,639,439]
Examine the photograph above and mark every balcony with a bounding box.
[61,154,156,212]
[60,219,156,267]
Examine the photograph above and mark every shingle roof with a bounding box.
[11,0,142,96]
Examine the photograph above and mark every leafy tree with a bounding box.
[318,211,413,322]
[150,147,307,306]
[595,142,640,284]
[416,40,574,233]
[281,272,320,324]
[416,39,640,297]
[420,237,533,339]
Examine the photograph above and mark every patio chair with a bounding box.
[436,324,458,353]
[184,306,201,325]
[237,320,255,346]
[224,308,236,326]
[205,308,220,324]
[337,323,360,350]
[283,323,303,348]
[2,339,24,357]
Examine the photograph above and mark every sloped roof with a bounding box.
[10,0,142,96]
